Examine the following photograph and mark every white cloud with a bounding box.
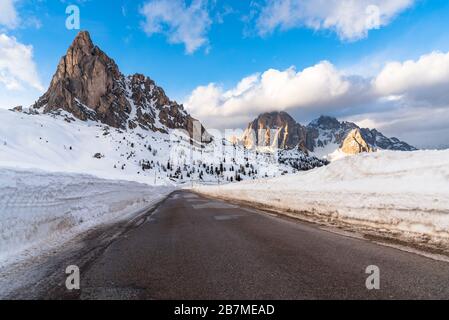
[374,51,449,106]
[0,33,43,92]
[0,0,19,29]
[140,0,211,54]
[256,0,414,41]
[185,61,371,128]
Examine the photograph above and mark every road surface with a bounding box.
[6,191,449,299]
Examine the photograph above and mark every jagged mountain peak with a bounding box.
[33,30,209,141]
[243,111,308,152]
[258,111,295,122]
[71,30,94,50]
[249,111,297,130]
[307,115,416,156]
[309,115,341,129]
[242,111,416,159]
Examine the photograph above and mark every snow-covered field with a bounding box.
[195,150,449,243]
[0,167,174,268]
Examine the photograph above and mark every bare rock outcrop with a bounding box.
[341,128,375,154]
[242,112,308,152]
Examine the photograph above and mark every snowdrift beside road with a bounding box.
[0,167,173,267]
[195,150,449,243]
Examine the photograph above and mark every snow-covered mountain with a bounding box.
[241,112,416,161]
[307,115,417,159]
[1,31,327,185]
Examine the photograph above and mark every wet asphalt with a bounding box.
[8,191,449,300]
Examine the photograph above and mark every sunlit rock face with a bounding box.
[341,128,375,154]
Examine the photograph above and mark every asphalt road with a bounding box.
[8,191,449,299]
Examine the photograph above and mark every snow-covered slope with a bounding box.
[195,150,449,244]
[307,116,416,159]
[0,167,174,267]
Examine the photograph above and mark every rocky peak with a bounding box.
[255,111,297,128]
[359,128,416,151]
[306,114,416,155]
[242,111,416,158]
[33,31,209,142]
[34,31,129,128]
[309,115,342,130]
[242,111,308,152]
[68,31,95,57]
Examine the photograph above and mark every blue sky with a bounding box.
[1,0,449,148]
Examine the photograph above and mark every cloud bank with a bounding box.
[185,62,372,127]
[374,51,449,106]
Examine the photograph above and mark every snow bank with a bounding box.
[0,167,173,267]
[195,150,449,242]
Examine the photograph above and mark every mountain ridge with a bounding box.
[242,112,416,158]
